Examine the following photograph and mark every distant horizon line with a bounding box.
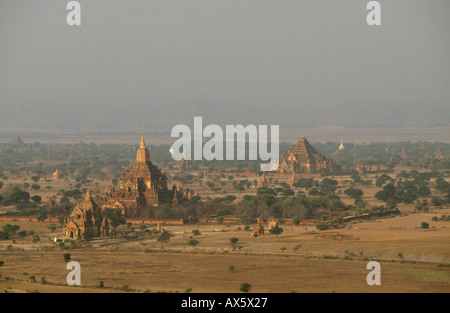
[1,125,450,145]
[0,124,449,133]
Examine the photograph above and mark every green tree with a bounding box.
[0,231,10,240]
[3,186,30,205]
[351,173,361,184]
[31,195,42,203]
[230,237,239,251]
[257,194,276,207]
[375,183,396,202]
[431,197,444,206]
[256,187,276,196]
[240,283,251,293]
[386,199,397,210]
[37,211,47,223]
[344,188,364,199]
[402,191,417,204]
[3,224,20,236]
[269,225,284,237]
[188,239,199,246]
[157,230,173,243]
[376,174,392,187]
[417,186,431,198]
[292,178,314,188]
[320,178,338,195]
[316,223,330,231]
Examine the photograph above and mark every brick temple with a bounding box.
[64,189,109,239]
[100,133,193,217]
[277,137,338,174]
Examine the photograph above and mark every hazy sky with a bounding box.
[1,0,449,131]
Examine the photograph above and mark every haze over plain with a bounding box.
[0,1,449,138]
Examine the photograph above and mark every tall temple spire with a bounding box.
[136,132,150,163]
[140,131,146,148]
[85,188,92,202]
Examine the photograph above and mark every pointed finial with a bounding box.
[85,188,92,201]
[140,131,145,148]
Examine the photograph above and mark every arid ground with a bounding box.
[1,209,449,293]
[0,143,449,293]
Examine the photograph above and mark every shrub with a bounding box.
[316,223,330,231]
[188,239,199,246]
[431,197,444,206]
[240,283,251,293]
[344,188,364,199]
[230,237,239,251]
[157,231,173,243]
[120,285,131,291]
[269,225,284,237]
[31,195,42,203]
[230,237,239,244]
[421,222,429,229]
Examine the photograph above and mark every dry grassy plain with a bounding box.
[0,209,449,293]
[0,163,449,293]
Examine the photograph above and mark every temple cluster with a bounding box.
[63,133,197,238]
